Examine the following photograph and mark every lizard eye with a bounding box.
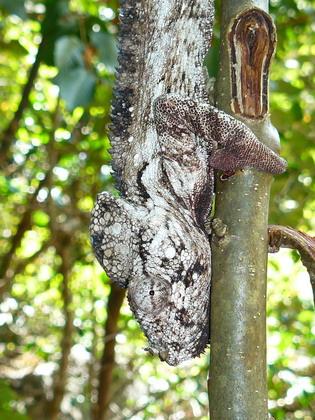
[128,277,170,315]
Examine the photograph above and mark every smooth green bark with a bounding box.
[209,1,279,418]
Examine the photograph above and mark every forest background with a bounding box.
[0,0,314,419]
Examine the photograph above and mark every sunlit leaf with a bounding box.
[0,380,30,419]
[32,210,50,227]
[54,67,96,110]
[54,36,84,70]
[0,0,26,19]
[90,31,117,72]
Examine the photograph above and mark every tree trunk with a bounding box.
[93,284,125,420]
[46,241,73,420]
[209,1,279,418]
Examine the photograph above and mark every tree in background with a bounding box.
[0,0,313,419]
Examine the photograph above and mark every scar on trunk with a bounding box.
[228,8,276,119]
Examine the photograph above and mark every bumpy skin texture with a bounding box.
[90,94,286,366]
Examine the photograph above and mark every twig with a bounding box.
[0,99,61,298]
[45,232,74,420]
[0,175,49,294]
[268,225,315,305]
[1,240,51,296]
[92,283,126,420]
[0,35,46,167]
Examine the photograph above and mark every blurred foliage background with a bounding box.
[0,0,314,419]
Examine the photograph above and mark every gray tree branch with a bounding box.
[46,232,74,420]
[209,2,278,418]
[268,225,315,305]
[92,284,125,420]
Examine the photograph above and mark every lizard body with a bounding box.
[90,1,286,365]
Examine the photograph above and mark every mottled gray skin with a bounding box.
[90,93,286,366]
[90,0,287,366]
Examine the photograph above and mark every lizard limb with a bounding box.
[154,94,287,175]
[90,192,140,288]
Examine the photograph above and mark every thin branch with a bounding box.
[0,0,66,167]
[43,95,76,419]
[87,303,99,411]
[46,233,74,420]
[0,175,48,293]
[0,100,60,297]
[92,283,125,420]
[0,35,46,167]
[268,225,315,305]
[1,240,51,296]
[109,374,188,419]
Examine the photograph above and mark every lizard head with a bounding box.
[127,274,210,366]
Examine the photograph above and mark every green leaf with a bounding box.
[291,101,303,120]
[0,0,26,19]
[32,210,50,227]
[54,67,96,110]
[0,40,28,57]
[0,380,30,419]
[0,176,9,195]
[90,31,117,72]
[54,36,84,70]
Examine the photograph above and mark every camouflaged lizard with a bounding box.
[90,0,286,366]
